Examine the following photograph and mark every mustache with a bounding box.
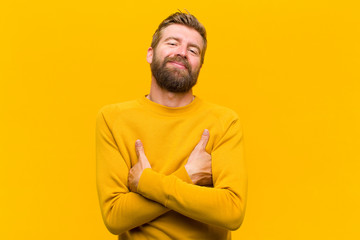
[163,55,191,70]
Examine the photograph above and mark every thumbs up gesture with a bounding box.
[128,139,151,192]
[128,130,212,192]
[185,129,213,186]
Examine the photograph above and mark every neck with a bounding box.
[147,77,195,108]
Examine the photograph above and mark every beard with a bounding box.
[150,53,200,93]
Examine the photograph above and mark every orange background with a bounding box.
[1,1,359,239]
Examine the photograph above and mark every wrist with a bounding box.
[184,164,195,184]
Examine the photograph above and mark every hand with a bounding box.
[185,129,212,186]
[128,139,151,192]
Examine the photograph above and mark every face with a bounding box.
[147,24,204,93]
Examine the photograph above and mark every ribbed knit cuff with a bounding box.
[137,168,173,206]
[172,166,193,184]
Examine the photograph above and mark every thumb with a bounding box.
[135,139,145,158]
[197,129,210,150]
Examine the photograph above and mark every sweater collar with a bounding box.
[137,95,202,117]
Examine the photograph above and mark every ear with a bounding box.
[146,47,153,64]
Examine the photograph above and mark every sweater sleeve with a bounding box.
[96,109,193,235]
[137,118,248,231]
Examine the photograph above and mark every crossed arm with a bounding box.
[96,112,247,235]
[128,129,212,191]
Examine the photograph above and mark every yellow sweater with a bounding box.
[96,96,247,240]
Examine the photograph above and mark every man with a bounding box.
[96,11,247,239]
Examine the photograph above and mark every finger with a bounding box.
[135,139,144,158]
[197,129,210,150]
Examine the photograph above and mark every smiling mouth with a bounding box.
[168,61,187,69]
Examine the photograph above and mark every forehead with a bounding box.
[159,24,204,49]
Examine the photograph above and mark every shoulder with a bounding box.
[97,99,140,117]
[200,99,240,125]
[96,99,143,128]
[199,101,244,146]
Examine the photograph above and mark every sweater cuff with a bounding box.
[172,166,193,184]
[137,168,173,206]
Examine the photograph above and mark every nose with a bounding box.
[176,45,187,58]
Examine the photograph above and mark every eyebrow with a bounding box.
[164,37,201,53]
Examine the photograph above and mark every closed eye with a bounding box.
[189,48,199,55]
[167,41,178,46]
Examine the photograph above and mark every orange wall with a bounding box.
[1,1,359,239]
